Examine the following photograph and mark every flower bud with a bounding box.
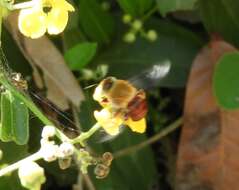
[123,32,136,43]
[58,157,72,170]
[41,125,56,139]
[18,161,46,190]
[94,164,110,179]
[132,20,143,30]
[102,152,113,166]
[146,30,158,42]
[122,14,132,24]
[40,143,59,162]
[81,69,94,80]
[58,142,74,158]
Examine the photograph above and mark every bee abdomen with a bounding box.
[127,95,148,121]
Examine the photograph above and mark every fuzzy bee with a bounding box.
[93,77,148,122]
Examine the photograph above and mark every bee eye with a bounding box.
[102,77,115,91]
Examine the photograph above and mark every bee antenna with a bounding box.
[84,83,98,90]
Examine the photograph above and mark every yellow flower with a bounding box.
[18,0,74,39]
[94,108,146,136]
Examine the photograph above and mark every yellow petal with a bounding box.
[125,118,146,133]
[94,109,123,136]
[47,8,68,34]
[50,0,75,11]
[18,8,47,39]
[93,85,103,102]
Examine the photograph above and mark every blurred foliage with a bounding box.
[1,0,239,189]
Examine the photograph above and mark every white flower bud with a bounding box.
[18,161,46,190]
[147,30,158,42]
[132,20,143,30]
[122,14,132,24]
[40,139,55,147]
[40,143,59,162]
[58,142,74,158]
[41,125,56,139]
[123,32,136,43]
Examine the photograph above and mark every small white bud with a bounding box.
[40,139,55,147]
[81,69,94,80]
[123,32,136,43]
[41,126,56,139]
[58,142,74,158]
[40,143,59,162]
[122,14,132,24]
[132,20,143,30]
[18,161,46,190]
[147,30,158,42]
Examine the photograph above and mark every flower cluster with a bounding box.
[40,126,75,166]
[122,14,158,43]
[16,0,74,38]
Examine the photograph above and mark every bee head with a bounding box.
[93,77,116,105]
[102,77,116,92]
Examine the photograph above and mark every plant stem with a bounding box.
[114,117,183,158]
[0,73,71,141]
[0,151,42,177]
[72,123,101,146]
[142,6,158,21]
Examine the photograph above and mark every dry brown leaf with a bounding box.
[5,12,84,109]
[176,40,239,190]
[43,74,69,110]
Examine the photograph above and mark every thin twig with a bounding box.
[83,174,96,190]
[114,117,183,158]
[142,6,158,21]
[0,152,42,177]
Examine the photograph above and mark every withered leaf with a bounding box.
[5,12,84,109]
[176,40,239,190]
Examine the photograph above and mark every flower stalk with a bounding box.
[72,123,101,146]
[0,152,42,177]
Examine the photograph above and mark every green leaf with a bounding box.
[213,52,239,110]
[0,91,29,145]
[199,0,239,47]
[117,0,153,16]
[11,94,29,145]
[0,91,14,142]
[156,0,198,16]
[65,42,97,71]
[78,0,115,44]
[93,19,203,87]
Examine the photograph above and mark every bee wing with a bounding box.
[129,61,171,90]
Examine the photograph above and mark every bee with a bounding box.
[93,77,148,121]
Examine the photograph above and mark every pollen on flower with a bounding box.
[18,0,75,38]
